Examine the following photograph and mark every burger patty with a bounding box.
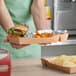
[8,25,29,37]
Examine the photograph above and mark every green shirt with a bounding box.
[0,0,41,58]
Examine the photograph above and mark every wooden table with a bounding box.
[12,59,76,76]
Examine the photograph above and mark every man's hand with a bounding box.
[4,37,28,49]
[31,0,50,30]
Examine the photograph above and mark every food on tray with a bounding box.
[7,29,60,45]
[8,25,29,37]
[41,55,76,74]
[34,32,54,38]
[48,55,76,67]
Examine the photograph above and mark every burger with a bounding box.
[8,25,29,37]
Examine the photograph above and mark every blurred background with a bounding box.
[41,0,76,57]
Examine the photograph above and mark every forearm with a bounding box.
[0,0,14,32]
[31,0,49,30]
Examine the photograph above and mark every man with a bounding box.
[0,0,49,58]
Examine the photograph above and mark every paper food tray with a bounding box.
[8,34,59,45]
[59,33,69,42]
[41,57,76,74]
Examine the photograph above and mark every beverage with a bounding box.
[45,6,52,29]
[44,0,47,6]
[45,6,51,20]
[44,0,52,29]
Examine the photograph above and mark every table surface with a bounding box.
[12,59,76,76]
